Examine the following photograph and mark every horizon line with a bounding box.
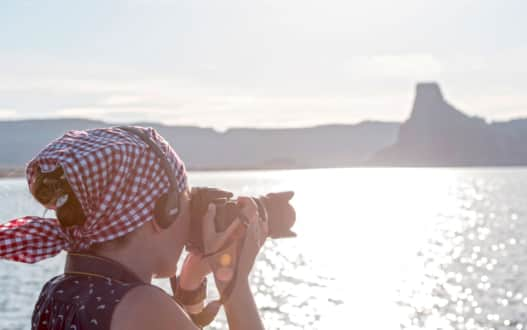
[1,113,526,132]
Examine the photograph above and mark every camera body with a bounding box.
[187,187,296,253]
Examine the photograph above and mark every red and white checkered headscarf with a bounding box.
[0,126,188,263]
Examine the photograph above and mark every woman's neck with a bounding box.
[91,238,155,284]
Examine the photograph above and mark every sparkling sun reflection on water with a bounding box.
[1,168,527,330]
[276,168,463,329]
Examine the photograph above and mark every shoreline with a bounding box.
[2,165,527,179]
[0,168,25,178]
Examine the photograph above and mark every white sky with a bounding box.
[1,0,526,130]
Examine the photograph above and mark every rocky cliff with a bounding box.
[372,83,527,166]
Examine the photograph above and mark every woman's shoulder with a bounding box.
[111,284,198,330]
[32,274,141,329]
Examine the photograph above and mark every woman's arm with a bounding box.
[179,197,268,329]
[216,197,267,330]
[111,285,199,330]
[223,278,265,330]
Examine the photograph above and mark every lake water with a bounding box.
[1,168,527,330]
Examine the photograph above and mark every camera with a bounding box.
[187,187,296,253]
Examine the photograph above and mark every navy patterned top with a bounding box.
[31,253,146,330]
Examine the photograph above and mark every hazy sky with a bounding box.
[1,0,526,130]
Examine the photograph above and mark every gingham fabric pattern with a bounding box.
[0,126,188,263]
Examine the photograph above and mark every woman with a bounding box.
[0,126,267,329]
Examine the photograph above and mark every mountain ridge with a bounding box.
[1,82,527,174]
[0,118,400,172]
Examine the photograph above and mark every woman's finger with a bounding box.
[202,203,217,248]
[220,217,243,242]
[206,217,243,254]
[237,221,260,271]
[237,197,258,218]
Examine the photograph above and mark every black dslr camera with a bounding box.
[187,187,296,253]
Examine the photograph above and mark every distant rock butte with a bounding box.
[413,82,444,113]
[372,82,527,166]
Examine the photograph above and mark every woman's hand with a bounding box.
[178,200,244,290]
[177,197,267,330]
[218,197,268,330]
[178,197,268,293]
[230,197,268,276]
[178,252,211,290]
[208,197,268,293]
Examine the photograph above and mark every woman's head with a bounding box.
[0,126,190,268]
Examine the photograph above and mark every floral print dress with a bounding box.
[31,255,145,330]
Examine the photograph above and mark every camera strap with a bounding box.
[189,235,246,328]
